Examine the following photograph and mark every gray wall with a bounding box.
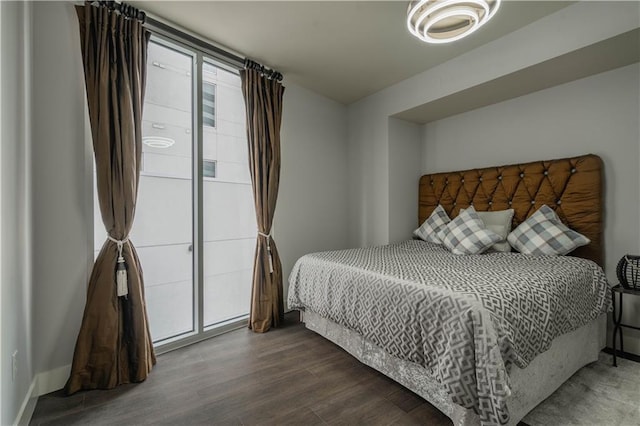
[422,63,640,352]
[1,2,34,424]
[31,1,90,379]
[277,83,350,308]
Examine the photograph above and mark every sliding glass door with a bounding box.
[201,61,255,329]
[93,36,253,348]
[135,40,195,343]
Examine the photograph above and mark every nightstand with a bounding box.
[611,284,640,366]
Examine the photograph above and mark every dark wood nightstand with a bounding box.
[611,284,640,366]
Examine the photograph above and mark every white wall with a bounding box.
[422,65,639,254]
[1,1,3,416]
[1,1,34,424]
[423,63,640,352]
[277,83,350,308]
[388,117,422,243]
[347,101,390,247]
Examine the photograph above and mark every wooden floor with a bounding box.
[30,312,452,426]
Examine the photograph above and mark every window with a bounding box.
[203,160,216,178]
[93,36,253,350]
[203,82,216,128]
[202,61,253,329]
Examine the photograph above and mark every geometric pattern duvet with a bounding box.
[287,240,610,426]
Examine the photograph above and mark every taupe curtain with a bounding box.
[240,68,285,333]
[65,2,154,395]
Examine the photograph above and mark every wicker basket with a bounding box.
[616,255,640,290]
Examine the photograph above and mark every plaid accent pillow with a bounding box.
[507,205,590,256]
[413,205,450,244]
[436,206,502,255]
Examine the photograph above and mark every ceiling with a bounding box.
[393,28,640,123]
[134,1,572,105]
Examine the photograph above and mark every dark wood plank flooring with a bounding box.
[30,312,452,425]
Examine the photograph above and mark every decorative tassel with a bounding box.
[266,244,274,274]
[108,235,130,298]
[258,231,274,274]
[116,255,128,298]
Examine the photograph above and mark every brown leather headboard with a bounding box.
[419,154,603,265]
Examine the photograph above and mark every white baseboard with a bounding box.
[13,379,37,426]
[35,364,70,396]
[13,364,70,426]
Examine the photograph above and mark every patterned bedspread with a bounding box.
[287,240,610,426]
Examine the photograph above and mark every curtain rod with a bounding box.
[91,1,283,80]
[244,59,283,82]
[96,1,146,22]
[140,7,283,81]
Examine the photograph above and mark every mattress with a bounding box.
[302,310,606,426]
[287,240,610,425]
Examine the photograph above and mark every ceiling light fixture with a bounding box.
[407,0,501,44]
[142,136,175,149]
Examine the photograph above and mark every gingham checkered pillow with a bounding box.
[507,205,590,256]
[413,205,451,244]
[436,206,502,255]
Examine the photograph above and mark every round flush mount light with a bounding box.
[142,136,175,149]
[407,0,501,44]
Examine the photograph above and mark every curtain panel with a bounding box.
[240,68,285,333]
[65,2,155,395]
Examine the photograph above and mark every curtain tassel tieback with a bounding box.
[108,235,130,298]
[258,231,274,274]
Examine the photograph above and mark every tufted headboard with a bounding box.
[418,154,603,266]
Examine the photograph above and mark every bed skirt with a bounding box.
[302,310,606,426]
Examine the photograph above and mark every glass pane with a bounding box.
[202,61,255,328]
[133,40,194,343]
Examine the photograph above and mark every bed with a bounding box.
[287,154,610,426]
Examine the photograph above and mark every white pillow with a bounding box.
[507,205,590,256]
[476,209,515,253]
[413,205,451,244]
[436,206,502,255]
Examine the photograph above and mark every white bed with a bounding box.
[288,241,609,426]
[288,155,609,426]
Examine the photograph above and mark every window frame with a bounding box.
[139,33,249,355]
